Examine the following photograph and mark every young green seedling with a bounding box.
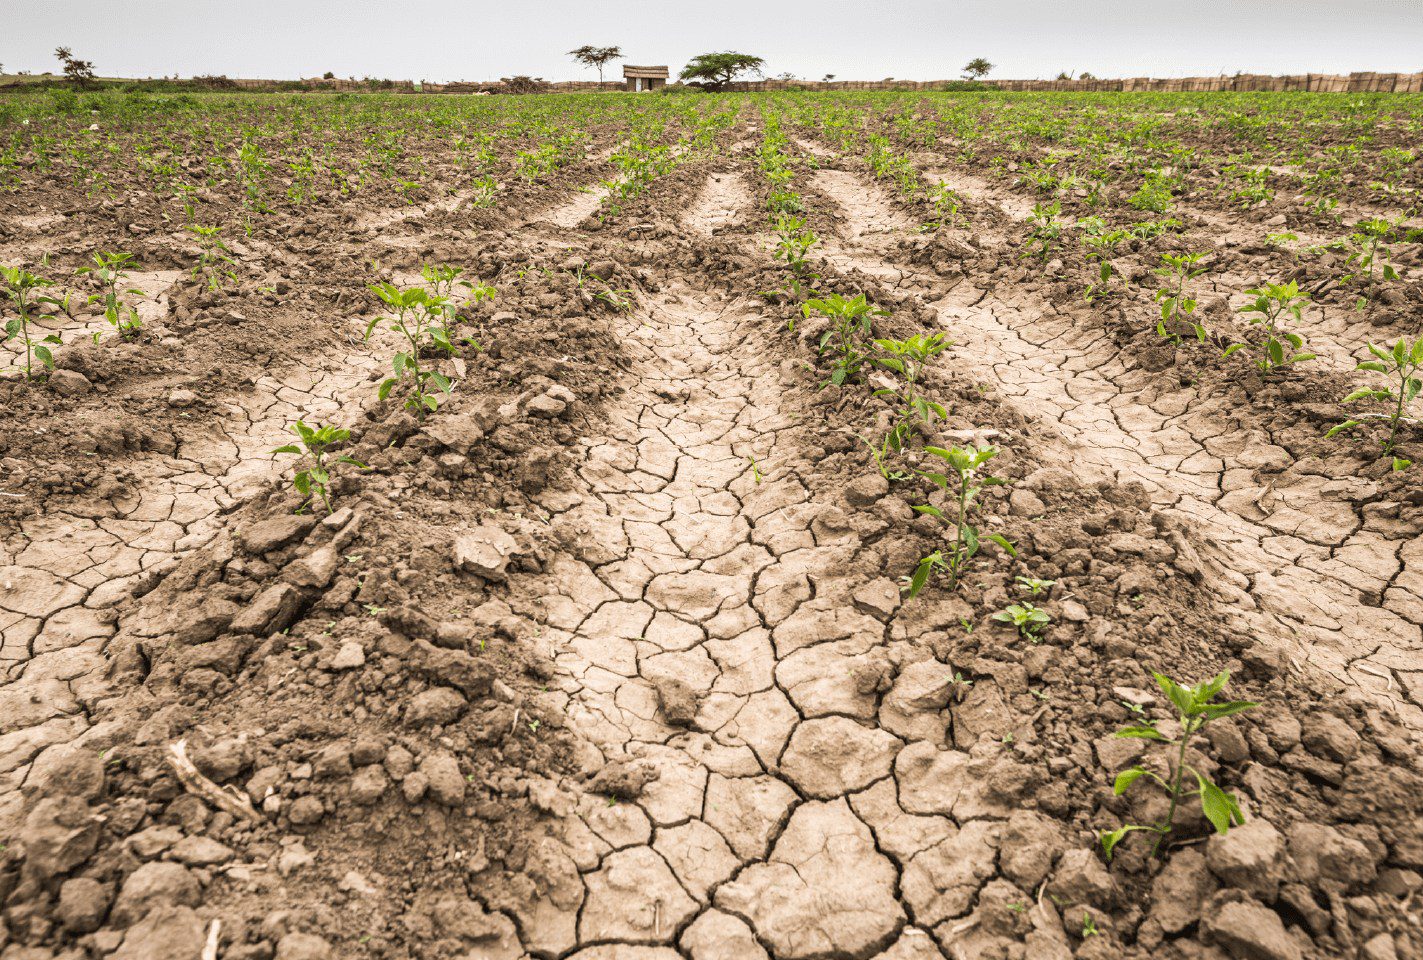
[1099,671,1256,860]
[1224,281,1315,374]
[1154,253,1208,344]
[1015,575,1056,596]
[1,265,62,381]
[76,251,143,339]
[1082,223,1132,301]
[991,601,1050,641]
[365,281,456,416]
[272,421,367,513]
[803,293,888,387]
[905,444,1016,596]
[1022,201,1063,263]
[1327,337,1422,471]
[187,224,236,290]
[871,332,952,460]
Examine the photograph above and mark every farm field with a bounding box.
[1,88,1421,960]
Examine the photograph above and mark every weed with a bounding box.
[1015,575,1056,596]
[905,444,1016,596]
[991,601,1050,641]
[1,265,63,380]
[1099,671,1256,860]
[76,251,143,339]
[1327,337,1422,470]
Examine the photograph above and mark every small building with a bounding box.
[623,65,668,92]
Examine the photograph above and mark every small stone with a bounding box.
[1202,898,1301,960]
[169,835,235,866]
[57,876,111,933]
[287,795,325,826]
[1009,488,1047,517]
[275,932,334,960]
[1300,713,1360,762]
[1206,819,1283,900]
[238,514,318,554]
[112,905,205,960]
[1047,848,1116,907]
[851,578,900,619]
[349,765,389,805]
[330,641,365,670]
[384,744,415,780]
[452,525,519,581]
[232,582,304,635]
[276,842,314,876]
[527,393,568,418]
[419,750,465,806]
[405,686,468,726]
[1361,934,1399,960]
[127,825,184,859]
[654,676,700,726]
[193,736,251,783]
[845,473,889,507]
[112,861,200,925]
[49,369,93,397]
[1287,822,1377,889]
[401,770,430,803]
[283,546,338,589]
[168,388,197,407]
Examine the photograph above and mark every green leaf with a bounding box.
[1195,772,1245,834]
[985,532,1016,556]
[272,444,302,456]
[1114,724,1169,741]
[1113,767,1153,795]
[1154,673,1196,717]
[1200,701,1258,721]
[1099,824,1154,861]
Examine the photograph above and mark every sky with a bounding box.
[5,0,1422,85]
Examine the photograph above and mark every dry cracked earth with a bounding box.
[1,106,1421,960]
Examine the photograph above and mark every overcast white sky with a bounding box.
[6,0,1422,84]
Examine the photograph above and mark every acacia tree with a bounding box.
[679,52,764,90]
[55,47,96,88]
[962,57,994,80]
[568,45,623,83]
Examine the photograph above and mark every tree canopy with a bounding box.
[568,45,623,83]
[55,47,96,88]
[962,57,994,80]
[679,52,764,90]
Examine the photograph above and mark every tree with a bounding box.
[55,47,96,88]
[568,45,623,83]
[962,57,994,81]
[679,52,764,90]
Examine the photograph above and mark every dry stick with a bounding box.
[202,919,222,960]
[166,739,262,822]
